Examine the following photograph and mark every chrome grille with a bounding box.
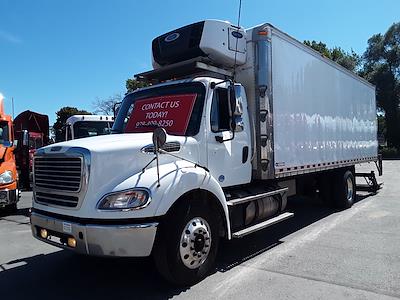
[35,192,79,208]
[34,157,83,192]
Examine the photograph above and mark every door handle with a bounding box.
[242,146,249,163]
[215,136,224,143]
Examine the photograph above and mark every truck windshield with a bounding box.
[0,122,11,147]
[112,82,206,136]
[29,135,43,149]
[73,121,113,139]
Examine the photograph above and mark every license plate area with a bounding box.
[35,226,74,247]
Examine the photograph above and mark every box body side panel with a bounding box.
[270,31,377,175]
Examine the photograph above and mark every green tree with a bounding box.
[304,40,331,58]
[53,106,91,142]
[126,78,149,94]
[377,115,386,139]
[361,22,400,148]
[304,40,361,72]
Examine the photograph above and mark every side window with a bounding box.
[66,125,72,140]
[210,88,230,132]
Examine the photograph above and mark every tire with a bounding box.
[334,169,355,209]
[153,199,220,286]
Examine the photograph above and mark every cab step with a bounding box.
[227,187,288,206]
[232,212,294,238]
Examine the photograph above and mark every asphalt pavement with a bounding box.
[0,161,399,299]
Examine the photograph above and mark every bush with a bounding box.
[379,147,400,159]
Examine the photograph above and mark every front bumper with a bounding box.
[30,211,158,257]
[0,189,18,208]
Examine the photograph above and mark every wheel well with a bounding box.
[165,189,228,239]
[297,166,355,196]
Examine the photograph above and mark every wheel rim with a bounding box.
[346,177,354,202]
[179,217,212,269]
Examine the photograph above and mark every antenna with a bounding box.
[12,97,15,119]
[232,0,243,81]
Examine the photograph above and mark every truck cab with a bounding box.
[13,110,49,189]
[64,115,114,141]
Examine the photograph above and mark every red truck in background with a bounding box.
[13,110,49,189]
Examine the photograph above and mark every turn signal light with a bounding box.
[67,237,77,248]
[40,228,48,239]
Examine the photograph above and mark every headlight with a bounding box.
[97,189,150,210]
[0,171,13,184]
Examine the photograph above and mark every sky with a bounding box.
[0,0,399,125]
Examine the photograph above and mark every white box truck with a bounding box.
[31,20,381,285]
[63,115,114,141]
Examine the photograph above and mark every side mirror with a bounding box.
[64,124,75,141]
[113,102,122,119]
[233,85,243,116]
[22,130,29,147]
[234,116,244,132]
[152,127,167,152]
[233,85,244,132]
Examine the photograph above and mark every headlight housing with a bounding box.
[97,189,151,210]
[0,171,13,184]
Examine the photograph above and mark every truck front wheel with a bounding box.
[153,200,220,286]
[334,169,356,209]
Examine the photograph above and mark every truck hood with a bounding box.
[39,133,200,201]
[48,132,156,152]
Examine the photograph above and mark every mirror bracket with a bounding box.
[22,130,29,147]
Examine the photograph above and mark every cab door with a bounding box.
[207,84,251,187]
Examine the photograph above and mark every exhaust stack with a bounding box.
[0,93,4,115]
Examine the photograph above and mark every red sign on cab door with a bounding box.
[125,94,197,135]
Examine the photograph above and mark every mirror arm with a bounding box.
[215,130,235,143]
[210,79,234,89]
[158,148,209,172]
[141,156,157,173]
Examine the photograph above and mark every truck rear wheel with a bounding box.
[153,200,220,286]
[334,169,355,209]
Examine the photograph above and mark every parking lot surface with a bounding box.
[0,161,399,299]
